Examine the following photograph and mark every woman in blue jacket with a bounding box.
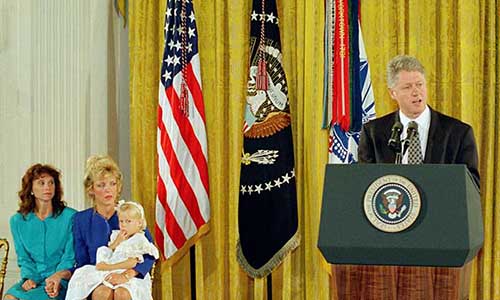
[5,164,76,300]
[71,155,155,300]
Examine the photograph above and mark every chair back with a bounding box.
[0,238,9,296]
[150,261,157,281]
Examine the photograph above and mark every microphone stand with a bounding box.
[388,121,403,164]
[400,138,410,160]
[395,138,411,164]
[395,151,402,164]
[390,139,403,164]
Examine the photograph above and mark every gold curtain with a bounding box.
[128,0,499,299]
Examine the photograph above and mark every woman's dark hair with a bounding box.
[18,164,66,217]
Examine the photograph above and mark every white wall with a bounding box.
[0,0,130,294]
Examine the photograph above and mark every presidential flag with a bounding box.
[237,0,299,278]
[155,0,210,264]
[323,0,376,163]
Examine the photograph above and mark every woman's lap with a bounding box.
[5,281,67,300]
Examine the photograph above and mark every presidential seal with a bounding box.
[363,175,421,233]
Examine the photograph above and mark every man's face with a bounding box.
[389,70,427,119]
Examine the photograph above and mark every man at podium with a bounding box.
[358,55,480,188]
[325,55,484,300]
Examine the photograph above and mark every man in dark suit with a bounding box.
[358,55,480,187]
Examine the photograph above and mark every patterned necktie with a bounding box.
[407,121,423,164]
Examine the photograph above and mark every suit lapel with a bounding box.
[424,108,444,163]
[382,112,399,163]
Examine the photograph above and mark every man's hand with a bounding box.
[45,273,62,298]
[21,279,36,291]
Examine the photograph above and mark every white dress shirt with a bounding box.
[399,106,431,164]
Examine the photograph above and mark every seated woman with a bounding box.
[5,164,76,300]
[72,155,155,300]
[66,200,159,300]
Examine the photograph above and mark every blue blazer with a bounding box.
[72,208,155,278]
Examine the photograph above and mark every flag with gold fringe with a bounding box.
[237,0,299,278]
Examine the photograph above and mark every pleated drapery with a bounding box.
[128,1,500,299]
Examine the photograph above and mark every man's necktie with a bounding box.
[407,121,423,164]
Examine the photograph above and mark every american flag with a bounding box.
[155,0,210,263]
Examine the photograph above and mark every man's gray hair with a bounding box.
[387,55,425,88]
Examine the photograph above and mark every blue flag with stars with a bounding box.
[237,0,300,278]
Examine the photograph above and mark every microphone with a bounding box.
[387,121,403,152]
[401,121,419,158]
[406,121,418,142]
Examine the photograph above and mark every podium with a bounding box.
[318,164,483,300]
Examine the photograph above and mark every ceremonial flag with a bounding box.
[324,0,376,163]
[237,0,299,278]
[155,0,210,264]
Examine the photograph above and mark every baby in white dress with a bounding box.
[66,200,159,300]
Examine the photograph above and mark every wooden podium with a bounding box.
[318,164,483,300]
[330,264,472,300]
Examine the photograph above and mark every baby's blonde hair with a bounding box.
[117,200,147,230]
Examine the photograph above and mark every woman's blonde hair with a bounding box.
[117,200,147,230]
[83,155,123,201]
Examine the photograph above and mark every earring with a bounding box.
[30,191,34,195]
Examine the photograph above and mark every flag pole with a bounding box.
[190,245,196,299]
[267,273,272,300]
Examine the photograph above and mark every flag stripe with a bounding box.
[158,179,186,248]
[157,170,188,249]
[170,56,208,152]
[155,202,180,258]
[155,192,183,253]
[158,100,207,229]
[348,0,361,131]
[185,57,206,123]
[160,83,210,222]
[154,223,166,257]
[333,0,352,131]
[167,69,210,196]
[157,155,198,241]
[156,121,199,238]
